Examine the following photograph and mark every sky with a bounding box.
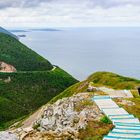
[1,0,140,28]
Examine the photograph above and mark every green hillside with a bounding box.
[0,33,53,71]
[0,32,78,129]
[50,71,140,103]
[0,27,18,39]
[0,68,77,129]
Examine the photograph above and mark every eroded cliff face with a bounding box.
[0,61,16,72]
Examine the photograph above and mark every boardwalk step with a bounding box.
[103,135,140,140]
[101,107,120,110]
[111,117,135,120]
[102,108,129,116]
[116,126,140,130]
[115,122,140,127]
[108,132,140,138]
[112,118,139,124]
[112,128,140,133]
[109,114,134,119]
[93,95,110,98]
[109,114,133,117]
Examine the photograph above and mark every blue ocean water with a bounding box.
[13,27,140,80]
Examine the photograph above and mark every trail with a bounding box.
[92,96,140,140]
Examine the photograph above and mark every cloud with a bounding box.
[0,0,140,27]
[1,0,140,9]
[0,0,52,9]
[88,0,140,8]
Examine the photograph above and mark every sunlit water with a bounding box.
[13,27,140,81]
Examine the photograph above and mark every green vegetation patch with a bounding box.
[88,72,140,89]
[49,80,89,104]
[78,121,113,140]
[74,99,94,112]
[0,33,53,71]
[119,98,140,120]
[0,68,77,130]
[100,116,112,124]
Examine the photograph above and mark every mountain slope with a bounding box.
[0,33,53,71]
[0,68,77,129]
[0,31,78,130]
[0,27,18,39]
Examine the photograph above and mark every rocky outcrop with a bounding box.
[0,61,16,72]
[0,131,19,140]
[22,93,103,139]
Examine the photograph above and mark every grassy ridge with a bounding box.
[50,72,140,104]
[0,33,53,71]
[88,72,140,89]
[0,68,77,129]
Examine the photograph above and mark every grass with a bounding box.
[100,116,112,124]
[49,80,89,104]
[78,121,114,140]
[88,72,140,89]
[33,123,40,130]
[74,99,94,112]
[119,97,140,120]
[131,90,140,98]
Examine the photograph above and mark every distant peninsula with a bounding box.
[31,28,61,32]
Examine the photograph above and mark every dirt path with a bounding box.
[51,66,56,71]
[21,105,46,129]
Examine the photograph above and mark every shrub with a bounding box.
[100,116,112,124]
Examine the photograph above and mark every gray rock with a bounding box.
[35,92,103,138]
[0,131,19,140]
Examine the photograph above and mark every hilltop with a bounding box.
[0,30,78,130]
[50,71,140,103]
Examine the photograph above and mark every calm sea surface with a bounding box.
[13,27,140,81]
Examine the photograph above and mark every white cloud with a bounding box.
[0,0,140,27]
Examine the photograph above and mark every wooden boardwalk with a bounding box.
[92,96,140,140]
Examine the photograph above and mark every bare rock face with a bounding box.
[0,61,16,73]
[27,93,103,139]
[0,131,19,140]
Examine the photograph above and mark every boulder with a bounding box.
[0,131,19,140]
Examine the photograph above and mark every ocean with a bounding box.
[12,27,140,81]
